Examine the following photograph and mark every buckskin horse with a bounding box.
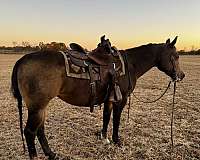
[11,36,185,159]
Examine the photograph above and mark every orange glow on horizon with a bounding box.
[1,37,200,51]
[1,27,200,51]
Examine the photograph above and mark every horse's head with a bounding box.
[156,37,185,81]
[96,35,113,54]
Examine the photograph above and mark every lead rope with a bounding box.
[127,94,131,123]
[170,81,176,159]
[127,80,176,159]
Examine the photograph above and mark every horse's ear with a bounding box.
[170,36,178,47]
[101,35,105,43]
[166,38,170,44]
[106,39,111,45]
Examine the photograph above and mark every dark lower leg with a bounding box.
[37,126,56,159]
[112,104,121,143]
[112,99,127,144]
[24,109,45,159]
[24,127,37,159]
[102,101,113,138]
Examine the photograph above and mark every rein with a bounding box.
[170,81,176,157]
[132,81,172,103]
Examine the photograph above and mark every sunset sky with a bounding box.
[0,0,200,50]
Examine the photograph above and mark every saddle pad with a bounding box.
[59,51,90,79]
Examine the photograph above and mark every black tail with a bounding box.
[11,59,26,153]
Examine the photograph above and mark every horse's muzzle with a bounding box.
[178,71,185,81]
[172,71,185,82]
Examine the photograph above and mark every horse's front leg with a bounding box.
[100,101,113,143]
[112,97,127,144]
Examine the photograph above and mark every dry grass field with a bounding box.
[0,54,199,160]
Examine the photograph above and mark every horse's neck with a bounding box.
[125,45,159,79]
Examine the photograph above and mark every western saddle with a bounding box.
[66,36,122,112]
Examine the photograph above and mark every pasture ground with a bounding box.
[0,54,199,160]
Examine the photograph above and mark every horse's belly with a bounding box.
[58,77,108,107]
[58,90,91,106]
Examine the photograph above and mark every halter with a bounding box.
[170,55,181,82]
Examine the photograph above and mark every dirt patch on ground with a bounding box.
[0,54,199,160]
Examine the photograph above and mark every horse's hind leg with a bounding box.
[37,124,56,159]
[24,106,46,159]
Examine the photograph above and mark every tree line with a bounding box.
[0,41,200,55]
[178,49,200,55]
[0,41,68,54]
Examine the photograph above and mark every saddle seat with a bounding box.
[68,43,118,67]
[68,43,117,67]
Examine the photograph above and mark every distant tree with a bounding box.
[12,41,18,47]
[39,42,67,51]
[39,42,46,50]
[22,41,31,48]
[191,45,195,51]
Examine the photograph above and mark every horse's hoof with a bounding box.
[95,130,110,144]
[30,155,38,160]
[48,152,58,160]
[103,138,111,145]
[112,138,122,147]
